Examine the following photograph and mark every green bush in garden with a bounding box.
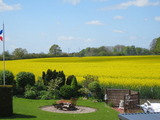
[39,91,53,100]
[88,81,101,99]
[24,90,37,99]
[66,75,76,85]
[71,77,79,97]
[60,85,73,99]
[16,72,35,93]
[0,70,15,85]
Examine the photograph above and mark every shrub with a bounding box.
[0,85,13,117]
[81,75,99,88]
[78,87,91,98]
[60,85,73,99]
[88,81,101,99]
[47,78,62,99]
[42,69,65,87]
[16,72,35,93]
[39,91,53,100]
[0,70,14,85]
[35,77,46,91]
[71,77,79,97]
[66,75,76,85]
[57,71,65,88]
[24,90,37,99]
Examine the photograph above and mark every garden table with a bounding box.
[118,112,160,120]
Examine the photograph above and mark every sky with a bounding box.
[0,0,160,53]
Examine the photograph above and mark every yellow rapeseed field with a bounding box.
[1,55,160,87]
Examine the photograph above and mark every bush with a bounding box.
[42,69,65,87]
[78,87,91,98]
[16,72,35,93]
[81,75,99,88]
[24,90,37,99]
[39,91,53,100]
[71,77,79,97]
[0,85,13,117]
[35,77,46,91]
[57,71,66,88]
[0,70,14,85]
[66,75,76,85]
[60,85,73,99]
[88,81,101,99]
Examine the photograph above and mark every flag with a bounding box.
[0,36,2,41]
[0,30,3,34]
[0,29,3,41]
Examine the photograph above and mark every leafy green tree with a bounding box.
[130,45,137,55]
[12,48,28,58]
[49,44,62,56]
[150,37,160,54]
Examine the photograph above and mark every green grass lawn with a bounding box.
[0,97,119,120]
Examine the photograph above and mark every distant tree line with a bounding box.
[0,37,160,60]
[77,45,151,56]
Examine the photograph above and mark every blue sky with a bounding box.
[0,0,160,53]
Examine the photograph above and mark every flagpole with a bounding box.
[2,23,5,85]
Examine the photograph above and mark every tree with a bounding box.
[130,45,137,55]
[71,77,79,97]
[49,44,62,56]
[150,37,160,55]
[12,48,28,58]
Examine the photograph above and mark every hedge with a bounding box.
[0,85,13,117]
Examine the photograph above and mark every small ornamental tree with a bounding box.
[66,75,76,85]
[42,69,66,87]
[71,77,79,97]
[0,70,14,85]
[16,72,35,93]
[57,71,65,88]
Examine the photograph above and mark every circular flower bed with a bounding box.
[40,105,97,114]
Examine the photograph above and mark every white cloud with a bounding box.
[85,20,104,25]
[64,0,80,5]
[113,30,125,33]
[58,36,75,41]
[0,0,21,12]
[101,0,160,10]
[113,16,124,20]
[58,36,94,43]
[155,16,160,21]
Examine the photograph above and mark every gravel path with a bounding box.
[40,105,97,114]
